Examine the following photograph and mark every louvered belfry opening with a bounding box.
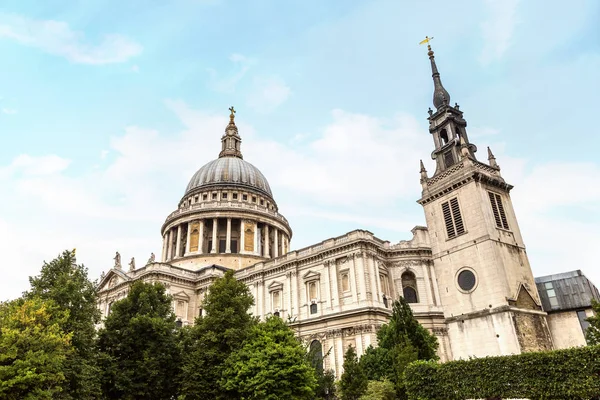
[488,191,509,230]
[442,197,465,239]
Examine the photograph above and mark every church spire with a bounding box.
[420,37,478,176]
[219,106,243,159]
[421,37,451,110]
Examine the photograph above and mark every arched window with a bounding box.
[309,340,323,373]
[440,129,449,145]
[401,271,419,303]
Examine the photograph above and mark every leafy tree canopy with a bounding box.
[586,299,600,345]
[26,249,102,399]
[361,297,437,399]
[339,346,368,400]
[222,316,317,400]
[180,270,256,399]
[0,297,72,400]
[359,379,396,400]
[97,281,181,400]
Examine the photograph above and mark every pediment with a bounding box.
[509,283,541,311]
[172,290,190,301]
[268,280,284,292]
[303,270,320,281]
[97,268,130,292]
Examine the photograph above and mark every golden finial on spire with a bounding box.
[229,106,236,123]
[419,36,434,54]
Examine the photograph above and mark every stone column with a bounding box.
[166,229,173,260]
[429,262,442,306]
[357,253,367,303]
[350,257,359,304]
[185,222,192,255]
[374,260,382,303]
[253,224,259,255]
[291,270,298,317]
[287,272,293,316]
[422,261,434,306]
[211,218,218,253]
[161,234,168,262]
[254,282,259,317]
[264,224,270,258]
[226,218,232,253]
[198,220,204,253]
[257,280,264,320]
[329,261,339,311]
[367,255,378,303]
[175,225,182,258]
[335,336,345,377]
[240,219,245,254]
[274,228,279,258]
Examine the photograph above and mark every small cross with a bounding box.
[229,106,236,116]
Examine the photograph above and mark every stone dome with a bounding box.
[185,157,273,198]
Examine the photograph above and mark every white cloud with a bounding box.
[0,13,142,64]
[484,150,600,287]
[2,100,600,300]
[2,108,17,115]
[100,150,109,160]
[206,53,256,93]
[479,0,520,65]
[0,154,71,178]
[247,109,430,207]
[246,76,291,113]
[131,65,140,73]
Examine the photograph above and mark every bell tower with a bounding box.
[417,39,553,359]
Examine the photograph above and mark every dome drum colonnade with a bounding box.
[160,107,292,267]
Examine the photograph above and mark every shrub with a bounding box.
[404,345,600,400]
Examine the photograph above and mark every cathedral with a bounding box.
[96,44,596,375]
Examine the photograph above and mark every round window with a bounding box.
[457,269,477,291]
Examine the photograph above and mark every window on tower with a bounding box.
[440,129,449,145]
[401,271,419,303]
[444,151,455,168]
[442,197,465,239]
[488,192,510,230]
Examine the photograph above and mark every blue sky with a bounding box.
[0,0,599,300]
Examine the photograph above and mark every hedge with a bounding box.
[404,345,600,400]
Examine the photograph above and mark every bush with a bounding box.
[404,345,600,400]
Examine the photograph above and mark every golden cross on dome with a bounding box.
[229,106,236,121]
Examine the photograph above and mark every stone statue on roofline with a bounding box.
[114,251,121,269]
[129,257,136,271]
[147,252,156,264]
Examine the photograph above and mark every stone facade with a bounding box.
[97,51,595,377]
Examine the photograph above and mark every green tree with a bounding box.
[378,298,438,361]
[360,297,437,399]
[97,281,181,400]
[222,316,317,399]
[180,270,256,399]
[586,299,600,345]
[339,346,368,400]
[315,369,336,399]
[359,379,396,400]
[0,297,72,399]
[25,249,102,399]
